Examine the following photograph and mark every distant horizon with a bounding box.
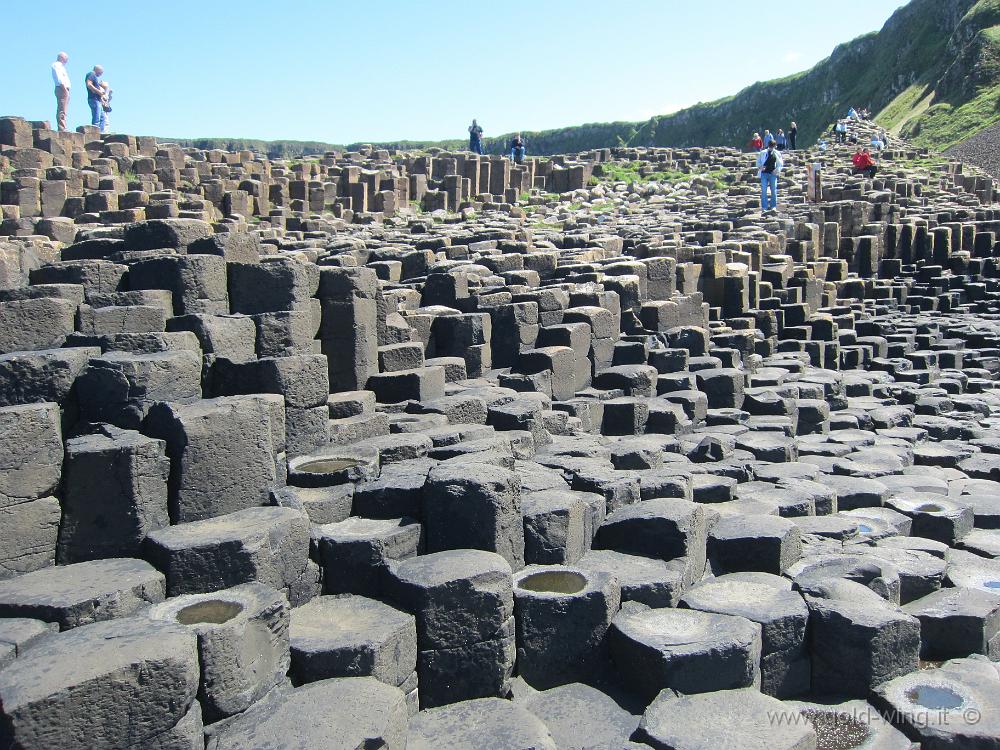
[7,0,906,144]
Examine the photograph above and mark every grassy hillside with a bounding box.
[519,0,991,153]
[881,0,1000,148]
[169,0,1000,157]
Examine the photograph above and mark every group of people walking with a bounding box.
[751,107,894,213]
[50,52,112,133]
[467,120,527,164]
[468,112,881,215]
[750,123,797,153]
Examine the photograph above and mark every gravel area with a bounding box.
[945,121,1000,178]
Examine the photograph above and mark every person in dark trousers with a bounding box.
[85,65,104,127]
[509,133,526,164]
[468,119,484,155]
[789,122,798,150]
[835,120,847,144]
[776,129,787,150]
[51,52,71,132]
[756,140,783,212]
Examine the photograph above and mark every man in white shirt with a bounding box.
[756,141,784,213]
[51,52,70,132]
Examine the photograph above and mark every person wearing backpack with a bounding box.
[756,141,783,212]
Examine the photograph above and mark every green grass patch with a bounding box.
[877,84,934,134]
[901,81,1000,149]
[963,0,1000,30]
[889,153,949,170]
[531,220,563,230]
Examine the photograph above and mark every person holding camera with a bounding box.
[85,65,105,127]
[99,81,113,133]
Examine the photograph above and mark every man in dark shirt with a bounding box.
[85,65,104,127]
[468,119,483,155]
[509,133,525,164]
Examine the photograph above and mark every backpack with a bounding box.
[763,151,777,174]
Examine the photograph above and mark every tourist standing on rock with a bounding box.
[468,119,484,155]
[750,132,763,151]
[776,129,787,150]
[99,81,112,133]
[835,120,848,144]
[763,130,775,148]
[789,122,798,150]
[85,65,104,127]
[756,140,783,213]
[51,52,71,132]
[509,133,526,164]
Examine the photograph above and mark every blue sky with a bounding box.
[5,0,906,143]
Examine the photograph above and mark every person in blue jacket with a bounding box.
[756,140,784,213]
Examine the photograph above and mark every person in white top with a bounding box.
[99,81,112,133]
[756,141,784,213]
[51,52,70,132]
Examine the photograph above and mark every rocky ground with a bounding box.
[1,114,1000,748]
[946,121,1000,181]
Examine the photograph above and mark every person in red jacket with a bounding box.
[852,148,877,178]
[750,132,763,151]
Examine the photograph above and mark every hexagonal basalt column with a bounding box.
[385,549,514,709]
[635,688,817,750]
[289,594,417,698]
[680,574,809,698]
[148,582,290,721]
[513,566,620,689]
[870,664,1000,747]
[608,606,762,701]
[0,616,201,749]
